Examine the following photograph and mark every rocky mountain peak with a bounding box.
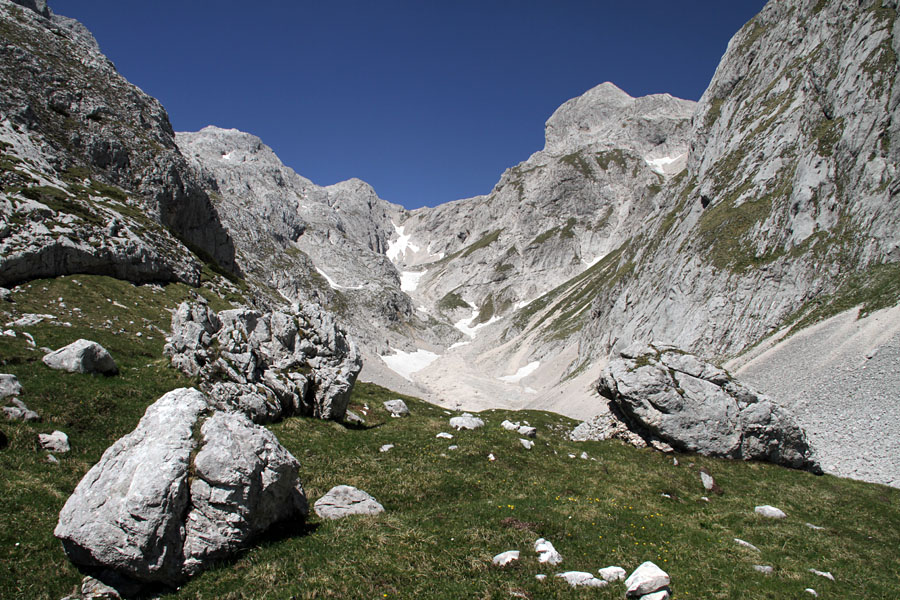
[543,81,697,171]
[10,0,48,18]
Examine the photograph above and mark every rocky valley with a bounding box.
[1,0,899,597]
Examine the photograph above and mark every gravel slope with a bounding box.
[728,305,900,488]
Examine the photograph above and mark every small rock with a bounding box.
[450,413,484,430]
[535,538,562,565]
[3,398,40,422]
[597,566,626,582]
[805,589,818,597]
[809,569,834,581]
[448,445,458,450]
[0,374,22,398]
[754,565,774,574]
[0,287,10,302]
[579,451,589,460]
[625,561,670,597]
[488,453,496,461]
[642,591,671,600]
[520,438,534,449]
[47,453,59,464]
[755,505,787,519]
[699,467,722,494]
[383,399,409,417]
[805,522,825,530]
[556,571,607,588]
[661,493,672,499]
[80,575,123,599]
[700,496,710,502]
[379,444,394,453]
[314,485,384,520]
[436,432,453,439]
[673,457,679,466]
[501,419,519,431]
[517,425,537,438]
[492,550,519,566]
[39,430,69,453]
[535,574,547,581]
[344,410,365,425]
[734,538,760,552]
[42,339,118,375]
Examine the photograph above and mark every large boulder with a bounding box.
[597,343,820,472]
[164,301,361,422]
[54,388,308,584]
[42,340,118,375]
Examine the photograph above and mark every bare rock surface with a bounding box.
[313,485,384,520]
[164,301,361,421]
[625,561,670,598]
[597,343,819,472]
[42,339,117,375]
[38,429,68,452]
[0,374,22,398]
[449,413,484,431]
[54,387,308,584]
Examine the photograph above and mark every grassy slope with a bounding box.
[1,277,898,599]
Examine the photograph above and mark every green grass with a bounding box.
[560,151,595,179]
[1,279,899,599]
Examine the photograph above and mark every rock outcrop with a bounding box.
[597,344,820,472]
[0,0,235,287]
[164,301,361,422]
[54,388,308,584]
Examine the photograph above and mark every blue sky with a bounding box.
[53,1,767,209]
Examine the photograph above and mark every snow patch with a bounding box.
[645,152,686,175]
[449,341,471,350]
[454,302,501,338]
[386,222,420,262]
[380,348,441,381]
[315,267,363,290]
[400,270,426,292]
[498,361,540,383]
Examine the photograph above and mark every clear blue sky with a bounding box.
[53,1,767,209]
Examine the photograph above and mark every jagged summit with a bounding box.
[543,81,697,174]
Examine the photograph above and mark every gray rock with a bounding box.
[38,430,69,453]
[3,398,39,422]
[42,340,118,375]
[517,425,537,438]
[383,399,409,417]
[598,345,820,472]
[501,419,519,431]
[450,413,484,430]
[805,589,818,597]
[809,569,834,581]
[534,538,562,565]
[597,566,626,582]
[344,410,365,425]
[379,444,394,453]
[520,438,534,450]
[642,591,671,600]
[314,485,384,520]
[436,432,453,439]
[570,413,648,448]
[734,538,760,552]
[0,374,20,398]
[555,571,607,588]
[754,565,774,575]
[181,411,308,576]
[0,288,10,301]
[625,561,670,597]
[164,301,361,422]
[492,550,519,566]
[755,505,786,519]
[54,388,307,583]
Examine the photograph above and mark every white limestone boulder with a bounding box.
[54,388,308,584]
[43,339,118,375]
[314,485,384,520]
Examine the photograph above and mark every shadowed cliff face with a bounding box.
[0,0,236,282]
